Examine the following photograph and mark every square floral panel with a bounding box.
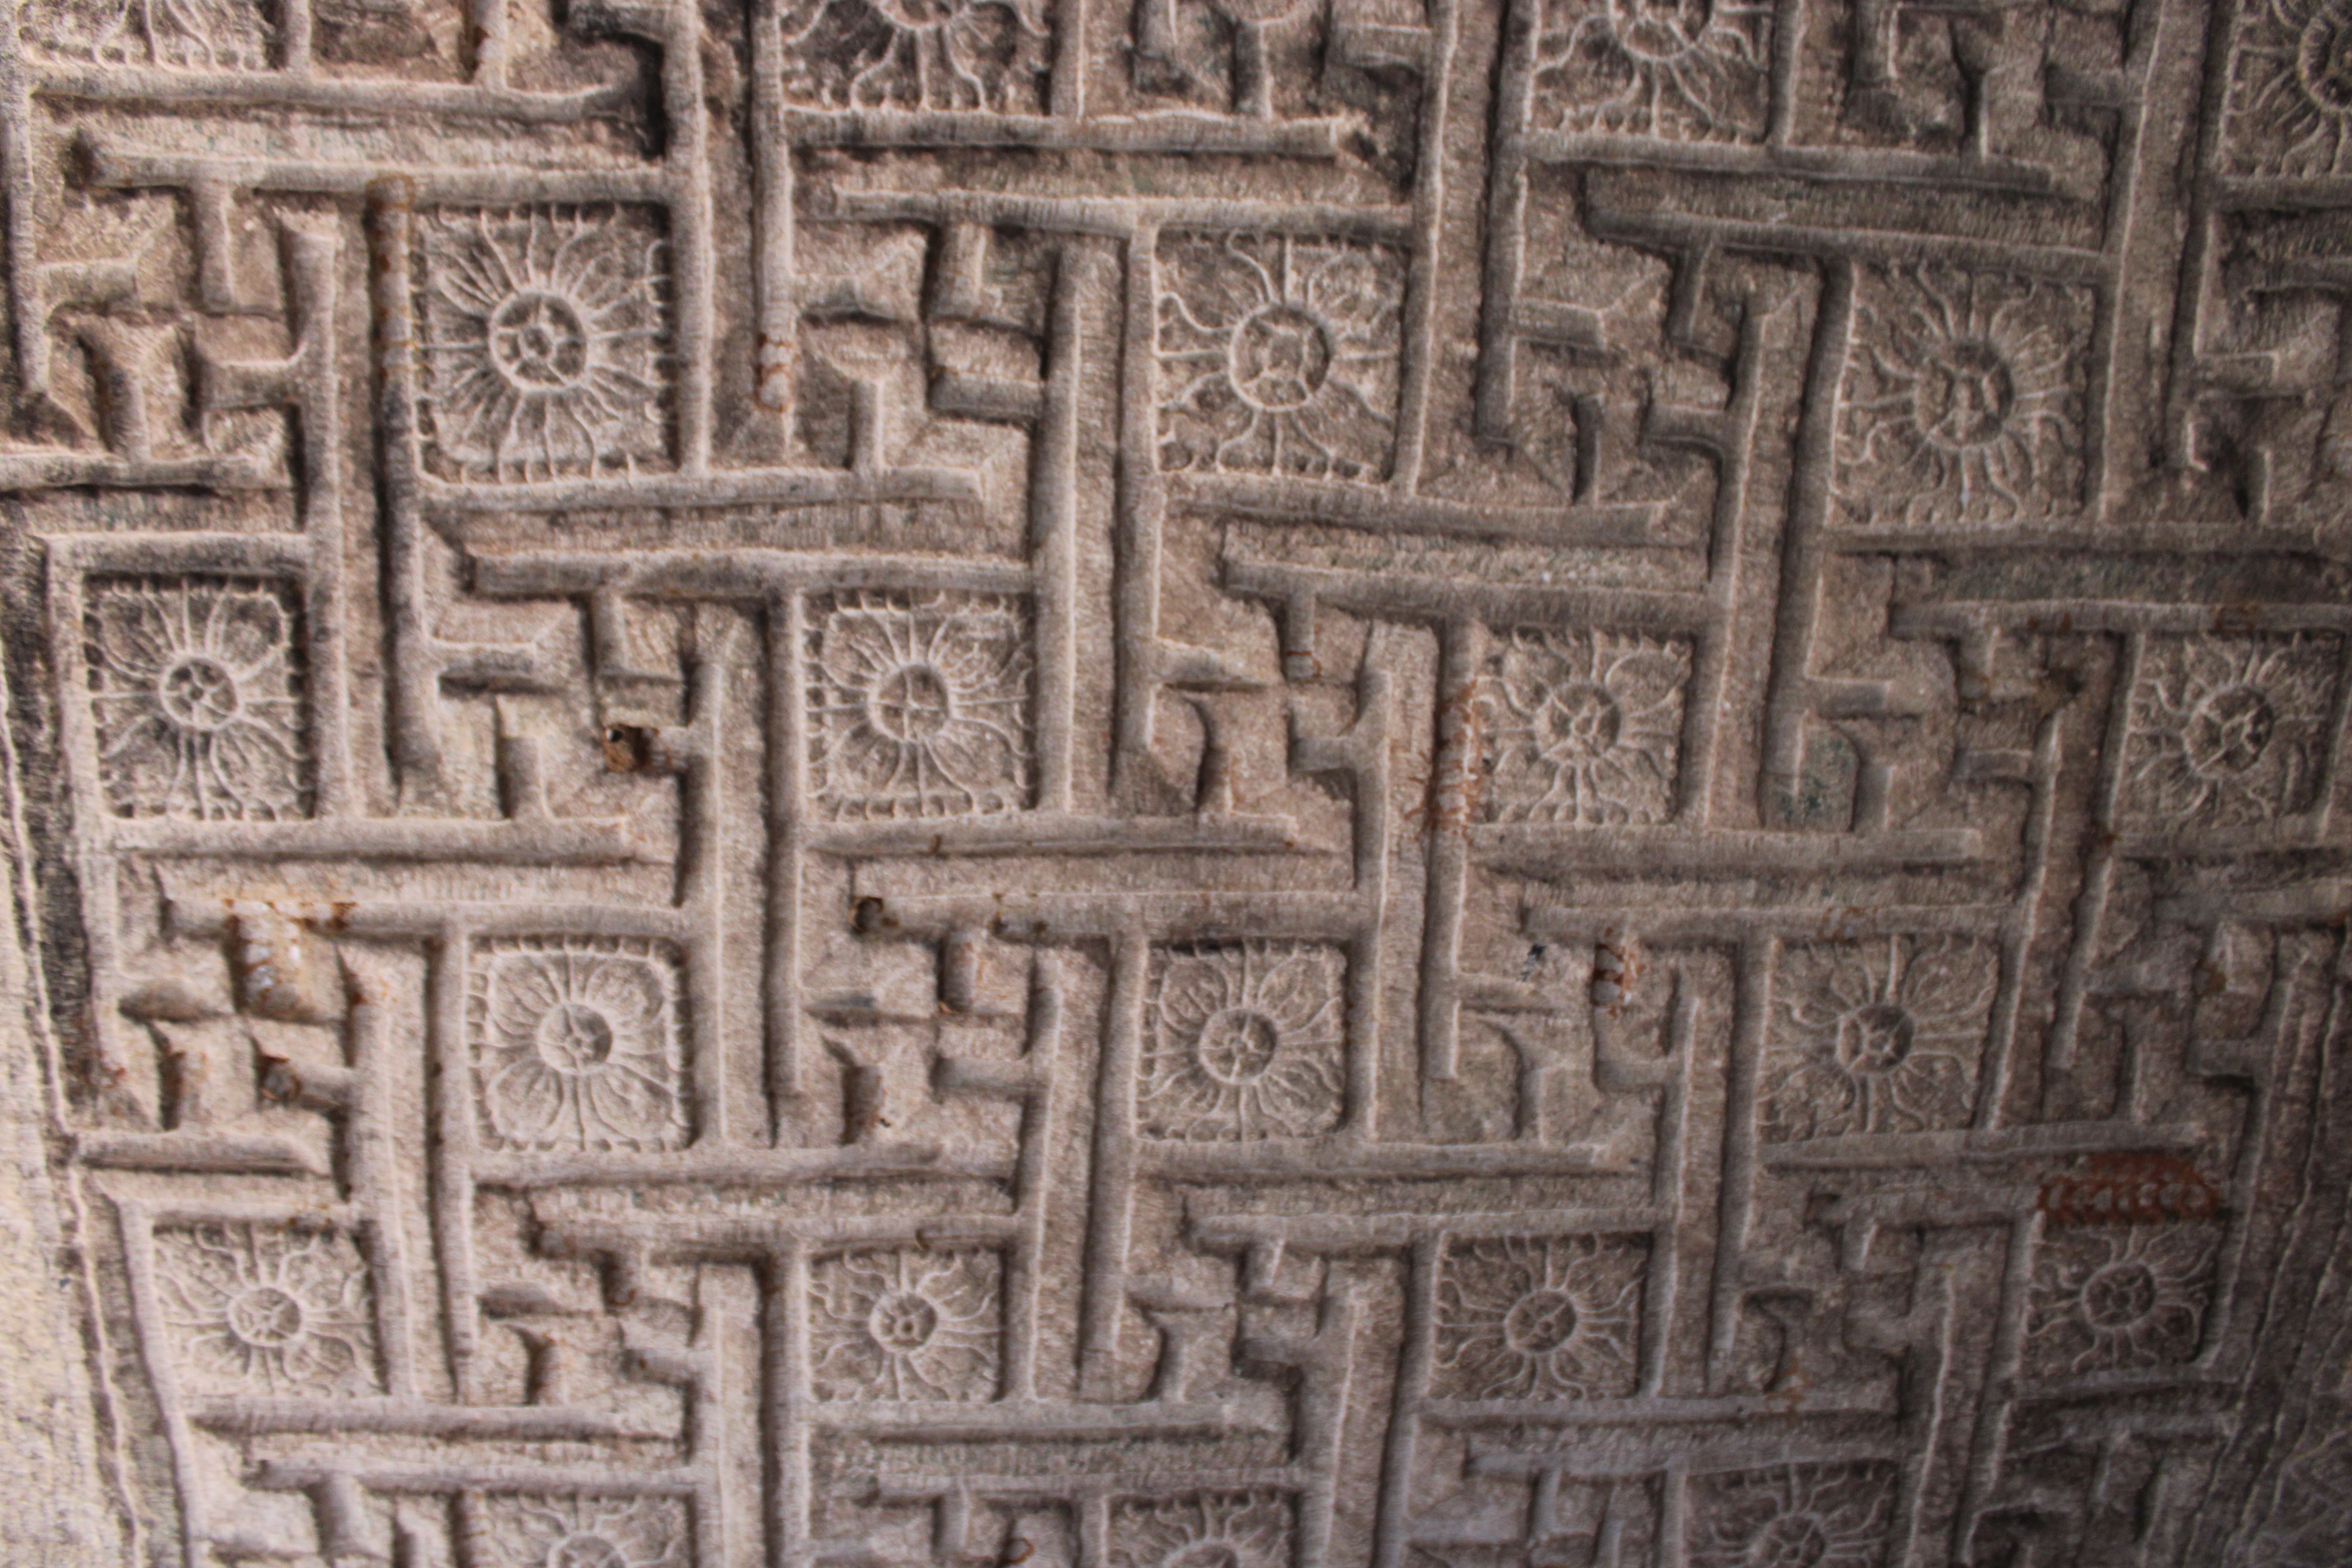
[2025,1223,2220,1379]
[149,1221,381,1397]
[1833,265,2092,530]
[2117,633,2343,830]
[412,205,671,482]
[770,0,1049,111]
[1684,1463,1896,1568]
[23,0,273,68]
[808,1248,1001,1401]
[1154,231,1405,482]
[1141,940,1346,1141]
[806,590,1034,820]
[1479,628,1692,825]
[1430,1234,1646,1401]
[1524,0,1772,142]
[82,574,312,821]
[468,936,690,1152]
[2223,0,2352,176]
[1108,1493,1295,1568]
[1760,935,1997,1143]
[466,1493,691,1568]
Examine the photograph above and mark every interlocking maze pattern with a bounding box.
[7,0,2352,1562]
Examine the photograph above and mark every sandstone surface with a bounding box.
[2,0,2351,1562]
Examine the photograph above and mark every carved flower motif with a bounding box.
[2225,0,2352,174]
[83,576,311,820]
[809,1249,1000,1401]
[806,591,1033,819]
[2119,635,2341,829]
[1762,935,1993,1143]
[1108,1492,1295,1568]
[1835,266,2089,528]
[1431,1235,1645,1401]
[470,938,688,1152]
[152,1223,379,1396]
[2026,1225,2217,1377]
[1155,232,1403,480]
[416,206,669,481]
[1141,942,1345,1141]
[1481,629,1690,825]
[1528,0,1773,142]
[469,1493,690,1568]
[26,0,272,69]
[1686,1463,1895,1568]
[773,0,1049,110]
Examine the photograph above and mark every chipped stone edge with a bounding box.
[0,637,132,1568]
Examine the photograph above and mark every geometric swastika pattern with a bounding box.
[3,0,2352,1563]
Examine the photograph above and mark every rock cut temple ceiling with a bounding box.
[5,0,2352,1562]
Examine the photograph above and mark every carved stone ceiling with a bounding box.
[7,0,2352,1562]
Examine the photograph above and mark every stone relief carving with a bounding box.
[414,205,672,481]
[2118,633,2343,828]
[467,1493,693,1568]
[1429,1233,1646,1400]
[1760,935,1994,1142]
[150,1221,383,1396]
[1684,1463,1896,1568]
[1833,266,2091,529]
[775,0,1051,110]
[1141,940,1346,1140]
[81,574,314,820]
[1479,628,1690,824]
[0,0,2349,1561]
[805,590,1036,819]
[2024,1222,2222,1378]
[808,1247,1004,1400]
[1154,231,1405,481]
[1526,0,1771,143]
[468,936,690,1151]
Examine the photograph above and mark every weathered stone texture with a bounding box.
[3,0,2352,1562]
